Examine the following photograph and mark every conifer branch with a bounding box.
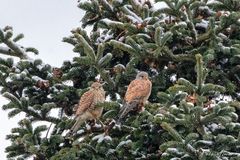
[161,122,183,142]
[164,47,195,61]
[0,27,38,59]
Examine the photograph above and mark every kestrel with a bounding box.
[118,71,152,121]
[70,82,105,133]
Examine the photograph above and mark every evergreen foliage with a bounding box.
[1,0,240,159]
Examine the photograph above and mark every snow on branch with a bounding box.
[0,26,38,59]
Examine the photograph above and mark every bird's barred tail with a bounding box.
[70,116,85,134]
[118,103,130,122]
[117,101,138,123]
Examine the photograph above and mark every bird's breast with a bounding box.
[94,90,105,103]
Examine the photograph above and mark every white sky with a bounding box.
[0,0,84,159]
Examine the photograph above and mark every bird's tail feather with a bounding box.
[117,101,138,123]
[70,116,85,134]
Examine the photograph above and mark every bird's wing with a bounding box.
[124,79,152,102]
[76,90,94,115]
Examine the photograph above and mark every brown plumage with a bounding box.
[118,71,152,121]
[70,82,105,133]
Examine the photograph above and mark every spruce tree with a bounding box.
[0,0,240,159]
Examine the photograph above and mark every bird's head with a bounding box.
[91,82,104,89]
[136,71,149,80]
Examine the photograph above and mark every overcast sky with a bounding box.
[0,1,84,159]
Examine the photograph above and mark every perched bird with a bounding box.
[118,71,152,121]
[70,82,105,133]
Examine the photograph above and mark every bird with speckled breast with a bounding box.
[70,82,105,134]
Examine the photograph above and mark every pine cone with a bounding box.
[52,68,63,79]
[36,80,50,90]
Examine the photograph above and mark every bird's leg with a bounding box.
[137,101,145,112]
